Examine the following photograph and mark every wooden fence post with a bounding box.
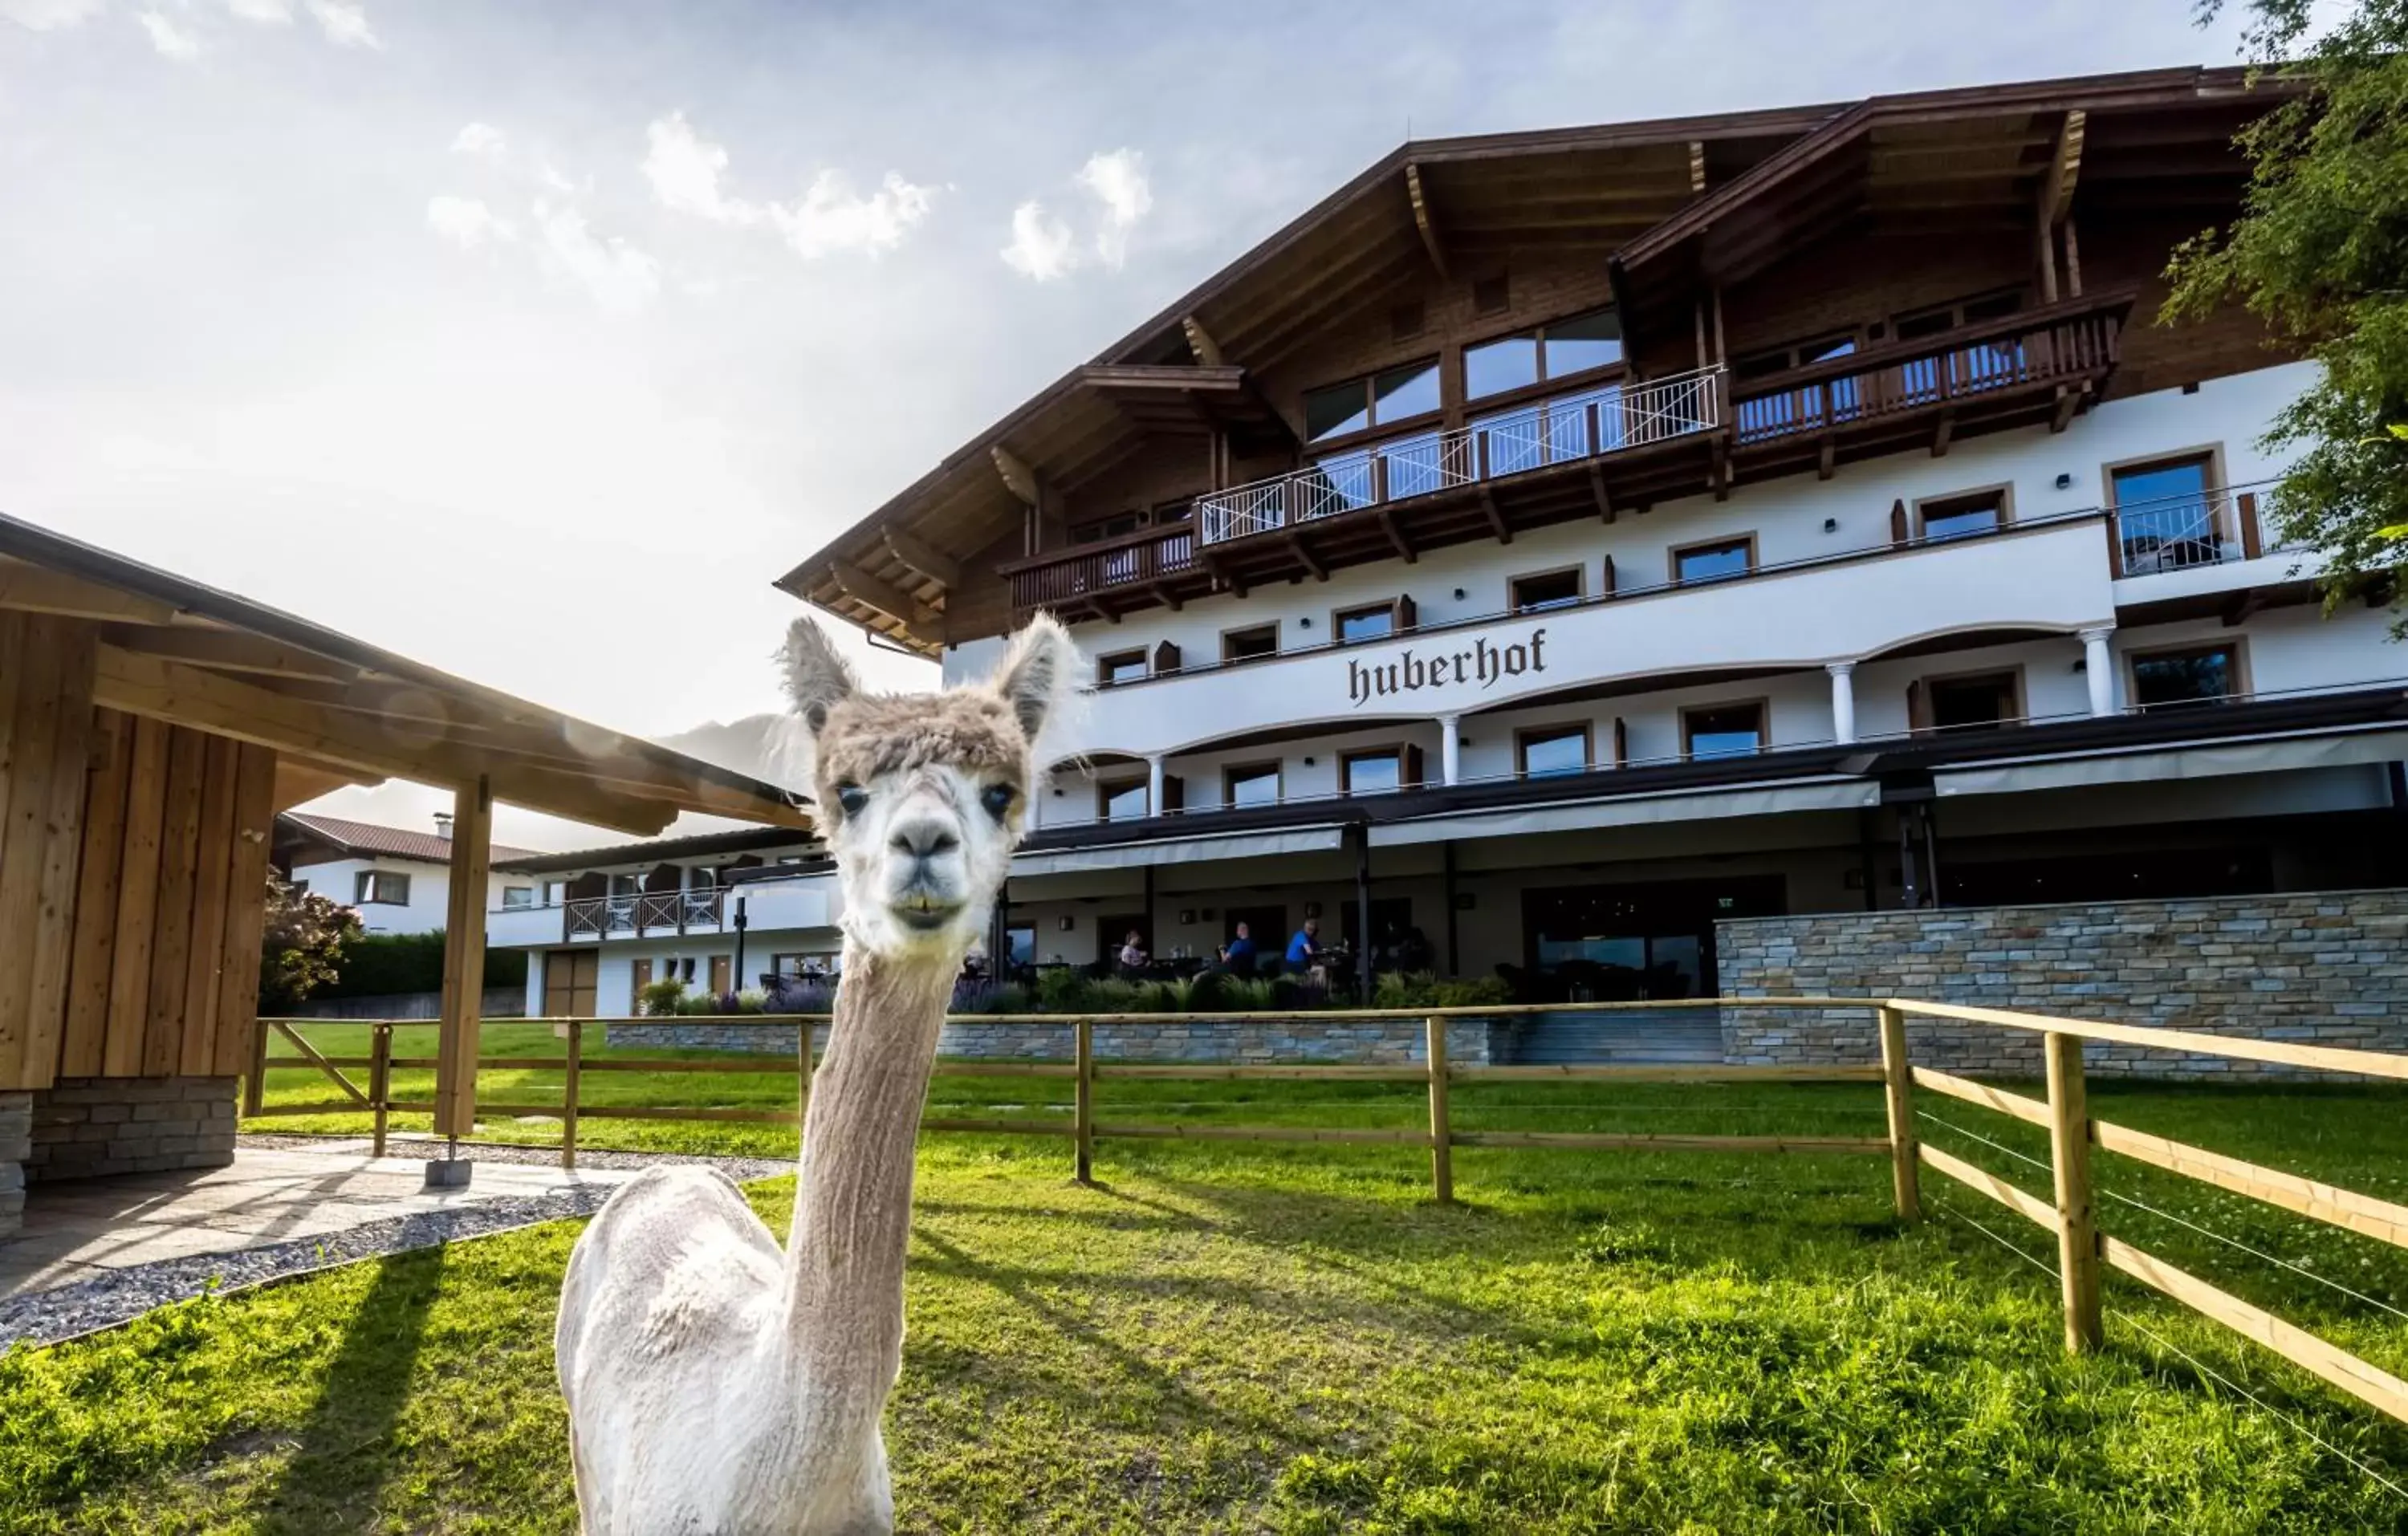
[563,1019,583,1172]
[243,1013,269,1119]
[1877,1006,1920,1222]
[1426,1014,1454,1205]
[2044,1030,2103,1353]
[1074,1018,1095,1185]
[370,1022,392,1160]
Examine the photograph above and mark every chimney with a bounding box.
[433,811,454,840]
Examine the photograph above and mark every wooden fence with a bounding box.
[249,996,2408,1430]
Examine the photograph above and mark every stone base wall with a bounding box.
[0,1091,28,1237]
[1716,889,2408,1077]
[610,1018,1505,1067]
[28,1077,239,1182]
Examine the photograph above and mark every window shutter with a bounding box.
[1890,498,1910,546]
[1601,554,1616,595]
[1403,743,1426,789]
[1396,594,1418,632]
[1161,774,1184,812]
[1613,717,1629,767]
[1907,680,1930,733]
[1152,639,1182,673]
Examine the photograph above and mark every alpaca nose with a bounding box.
[889,817,960,863]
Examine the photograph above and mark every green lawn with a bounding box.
[3,1034,2405,1531]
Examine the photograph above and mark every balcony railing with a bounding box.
[565,887,724,938]
[2111,482,2273,576]
[1196,365,1725,547]
[1731,297,2123,446]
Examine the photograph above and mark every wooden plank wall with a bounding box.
[0,608,279,1091]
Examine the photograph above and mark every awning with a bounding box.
[1935,727,2408,798]
[1368,778,1878,847]
[1011,823,1350,876]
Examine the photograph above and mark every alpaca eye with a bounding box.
[836,783,868,817]
[979,783,1016,821]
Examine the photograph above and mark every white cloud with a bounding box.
[0,0,103,29]
[450,121,506,160]
[645,112,934,259]
[533,201,658,313]
[425,194,513,250]
[1076,148,1151,269]
[304,0,375,47]
[222,0,292,22]
[773,170,934,259]
[137,9,202,58]
[643,112,755,225]
[999,200,1076,282]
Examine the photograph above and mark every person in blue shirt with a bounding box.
[1220,922,1258,975]
[1285,918,1321,968]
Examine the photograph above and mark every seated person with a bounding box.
[1285,917,1321,969]
[1117,929,1149,972]
[1218,921,1258,976]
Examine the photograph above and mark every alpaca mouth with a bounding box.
[893,895,962,932]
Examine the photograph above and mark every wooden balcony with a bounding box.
[1005,292,2133,624]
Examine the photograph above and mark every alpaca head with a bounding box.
[781,613,1076,965]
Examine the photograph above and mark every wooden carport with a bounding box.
[0,512,809,1209]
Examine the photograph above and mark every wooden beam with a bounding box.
[209,742,277,1079]
[102,716,168,1077]
[1586,465,1614,523]
[177,733,241,1077]
[0,557,175,626]
[2050,385,2081,433]
[1688,140,1707,194]
[1477,487,1511,545]
[101,626,360,682]
[1377,507,1418,562]
[2036,108,2087,228]
[1181,315,1225,368]
[881,528,961,590]
[827,561,943,648]
[432,776,493,1140]
[990,443,1042,506]
[1932,409,1954,457]
[1404,162,1449,278]
[1286,531,1328,581]
[272,755,383,811]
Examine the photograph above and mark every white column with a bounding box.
[1826,662,1857,746]
[2081,627,2117,717]
[1438,714,1462,786]
[1146,754,1165,815]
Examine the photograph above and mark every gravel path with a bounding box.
[0,1138,793,1355]
[237,1132,795,1182]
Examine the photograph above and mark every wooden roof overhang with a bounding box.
[0,511,814,838]
[1610,65,2292,344]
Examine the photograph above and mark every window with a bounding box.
[502,886,535,910]
[1671,536,1754,584]
[1304,358,1442,444]
[1735,331,1859,380]
[1341,748,1403,796]
[2112,453,2223,574]
[1336,602,1397,643]
[1225,762,1283,810]
[1918,488,2007,542]
[1894,290,2021,339]
[1923,671,2021,731]
[355,870,410,905]
[1097,648,1148,687]
[543,880,566,905]
[2131,644,2240,709]
[1098,778,1150,821]
[1518,725,1591,778]
[1222,623,1279,664]
[1682,702,1766,760]
[1466,307,1624,400]
[1510,567,1583,613]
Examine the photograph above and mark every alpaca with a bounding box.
[555,613,1076,1535]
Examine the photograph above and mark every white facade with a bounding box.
[290,853,532,937]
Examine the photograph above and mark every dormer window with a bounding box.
[1466,307,1624,400]
[1304,360,1442,444]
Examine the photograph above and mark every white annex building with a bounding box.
[275,812,537,937]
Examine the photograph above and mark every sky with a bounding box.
[0,0,2259,847]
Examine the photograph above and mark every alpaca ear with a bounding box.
[779,616,858,735]
[990,612,1079,742]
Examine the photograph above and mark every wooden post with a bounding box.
[242,1003,269,1118]
[1073,1018,1095,1184]
[562,1018,583,1171]
[432,775,494,1142]
[2044,1030,2103,1353]
[1877,1006,1919,1222]
[369,1022,392,1160]
[1426,1014,1454,1205]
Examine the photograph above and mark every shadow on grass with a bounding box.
[250,1244,445,1533]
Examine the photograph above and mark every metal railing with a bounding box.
[564,887,725,938]
[1194,366,1725,548]
[2112,482,2279,576]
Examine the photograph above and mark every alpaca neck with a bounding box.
[781,937,951,1433]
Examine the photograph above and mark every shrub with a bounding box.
[1373,971,1512,1010]
[733,988,768,1015]
[636,978,686,1017]
[313,929,527,1000]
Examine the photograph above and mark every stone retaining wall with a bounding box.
[610,1018,1507,1066]
[0,1091,27,1237]
[27,1077,239,1182]
[1715,889,2408,1077]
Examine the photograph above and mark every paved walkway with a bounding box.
[0,1148,638,1300]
